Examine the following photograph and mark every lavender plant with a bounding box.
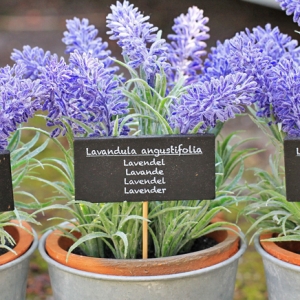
[0,63,48,253]
[237,2,300,243]
[12,1,257,258]
[242,55,300,242]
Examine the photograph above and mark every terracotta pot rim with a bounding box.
[40,228,246,279]
[44,224,243,276]
[260,232,300,267]
[49,227,239,262]
[0,220,35,267]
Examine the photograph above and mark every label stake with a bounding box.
[142,201,148,259]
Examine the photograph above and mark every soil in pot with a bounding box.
[260,233,300,266]
[45,226,240,276]
[0,238,15,256]
[71,235,218,258]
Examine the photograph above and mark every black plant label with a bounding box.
[0,150,14,211]
[284,137,300,201]
[74,134,215,203]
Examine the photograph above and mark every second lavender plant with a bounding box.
[9,1,257,258]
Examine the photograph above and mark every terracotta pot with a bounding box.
[260,232,300,266]
[0,220,34,265]
[45,225,240,276]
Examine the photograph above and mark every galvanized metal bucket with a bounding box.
[40,229,246,300]
[254,234,300,300]
[0,228,38,300]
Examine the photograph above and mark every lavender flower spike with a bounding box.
[268,56,300,136]
[0,64,46,149]
[167,6,210,84]
[276,0,300,26]
[169,72,257,134]
[40,51,129,138]
[62,17,115,71]
[11,45,53,80]
[106,1,169,84]
[107,1,157,45]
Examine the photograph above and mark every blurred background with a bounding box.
[0,0,298,299]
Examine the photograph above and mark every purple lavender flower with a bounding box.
[203,24,300,118]
[40,51,129,137]
[62,17,116,73]
[276,0,300,26]
[204,24,300,78]
[11,46,54,80]
[68,51,129,136]
[267,56,300,136]
[167,6,210,85]
[0,64,46,149]
[10,18,130,138]
[106,0,169,86]
[169,72,257,134]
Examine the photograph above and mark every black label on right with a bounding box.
[284,137,300,201]
[0,150,14,211]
